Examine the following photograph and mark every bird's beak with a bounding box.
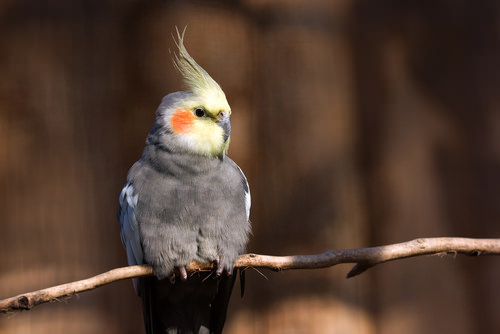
[217,113,231,142]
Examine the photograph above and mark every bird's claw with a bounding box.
[168,272,176,284]
[168,266,188,283]
[215,255,233,277]
[178,266,188,280]
[215,255,225,276]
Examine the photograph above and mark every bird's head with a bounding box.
[150,27,232,158]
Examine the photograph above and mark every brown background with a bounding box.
[1,1,499,333]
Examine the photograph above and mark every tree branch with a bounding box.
[1,237,499,313]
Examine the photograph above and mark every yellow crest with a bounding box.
[172,27,230,113]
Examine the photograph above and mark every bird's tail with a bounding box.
[138,271,237,334]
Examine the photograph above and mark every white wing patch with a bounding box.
[118,183,143,267]
[236,165,251,221]
[244,184,251,222]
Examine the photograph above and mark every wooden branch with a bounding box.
[1,237,499,314]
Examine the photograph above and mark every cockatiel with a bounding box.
[118,28,251,334]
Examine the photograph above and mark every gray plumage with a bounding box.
[118,91,251,334]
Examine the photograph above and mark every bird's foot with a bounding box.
[215,254,225,276]
[168,266,188,283]
[168,272,176,284]
[215,254,232,277]
[178,265,188,280]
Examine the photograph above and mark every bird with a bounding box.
[118,27,251,334]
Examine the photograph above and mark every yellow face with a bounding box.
[169,102,231,157]
[168,29,233,157]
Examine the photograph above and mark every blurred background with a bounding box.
[1,1,499,333]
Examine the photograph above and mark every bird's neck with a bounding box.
[141,143,224,176]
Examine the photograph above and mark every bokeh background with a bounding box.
[1,1,499,333]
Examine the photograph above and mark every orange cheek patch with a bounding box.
[170,109,195,133]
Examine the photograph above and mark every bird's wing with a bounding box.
[118,182,144,268]
[228,159,251,298]
[234,163,251,222]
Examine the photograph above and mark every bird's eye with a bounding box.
[194,108,206,118]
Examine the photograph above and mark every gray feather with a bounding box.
[126,144,250,279]
[118,117,251,333]
[118,183,144,292]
